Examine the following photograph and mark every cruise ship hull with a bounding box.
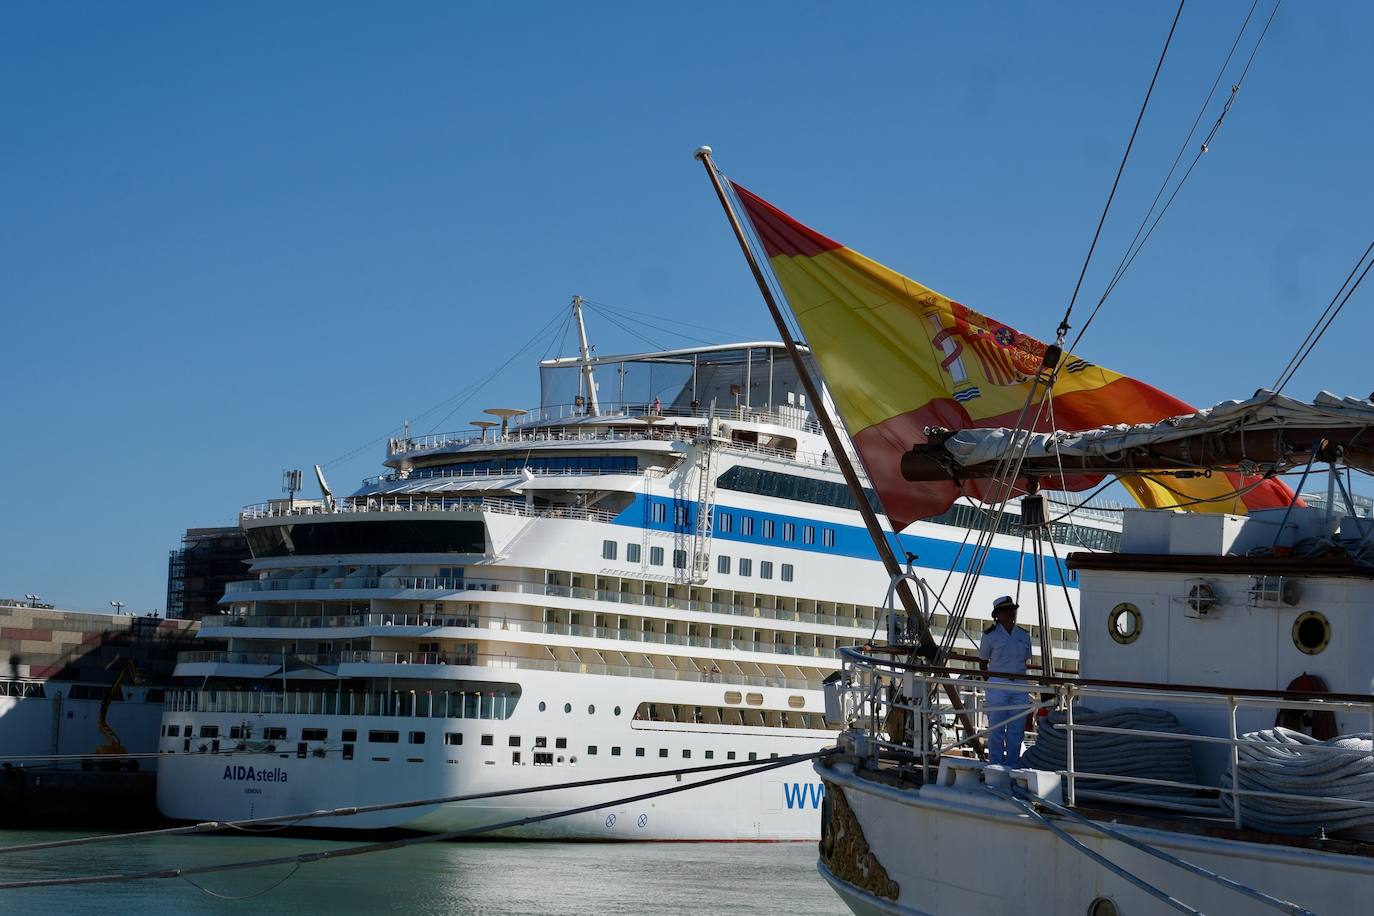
[157,667,833,840]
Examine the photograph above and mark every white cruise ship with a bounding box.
[156,310,1117,840]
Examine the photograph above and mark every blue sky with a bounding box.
[3,2,1371,613]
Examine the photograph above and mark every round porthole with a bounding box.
[1087,897,1120,916]
[1108,603,1142,645]
[564,702,572,713]
[614,705,622,716]
[538,701,546,712]
[588,704,596,715]
[1293,611,1331,655]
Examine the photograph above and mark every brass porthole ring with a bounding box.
[1108,603,1142,645]
[1292,611,1331,655]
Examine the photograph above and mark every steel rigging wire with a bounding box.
[319,301,572,469]
[1070,0,1283,354]
[937,1,1188,664]
[1272,239,1374,395]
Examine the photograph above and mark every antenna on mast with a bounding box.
[572,295,600,416]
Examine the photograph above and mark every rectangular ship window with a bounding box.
[342,729,358,742]
[649,547,664,566]
[761,519,775,539]
[717,511,732,533]
[555,738,567,749]
[717,555,731,574]
[369,731,399,744]
[509,735,521,747]
[602,540,617,560]
[760,561,773,579]
[739,558,752,577]
[782,522,795,542]
[611,746,621,756]
[626,543,641,563]
[481,734,494,746]
[781,564,794,582]
[822,528,835,548]
[588,746,598,755]
[445,733,463,745]
[635,747,645,757]
[672,549,687,569]
[302,728,327,741]
[409,731,426,745]
[741,516,754,536]
[803,525,815,545]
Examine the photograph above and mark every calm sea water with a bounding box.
[0,830,846,915]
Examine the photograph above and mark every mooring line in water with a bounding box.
[0,750,833,888]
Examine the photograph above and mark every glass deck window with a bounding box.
[782,522,795,542]
[761,519,775,539]
[717,511,732,533]
[602,540,617,560]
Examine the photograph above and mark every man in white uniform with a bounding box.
[978,595,1033,767]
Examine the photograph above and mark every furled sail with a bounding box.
[729,181,1295,528]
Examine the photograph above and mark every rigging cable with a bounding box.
[1272,239,1374,395]
[1056,0,1186,344]
[319,302,571,469]
[1071,0,1281,352]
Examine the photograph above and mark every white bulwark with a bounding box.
[156,338,1113,839]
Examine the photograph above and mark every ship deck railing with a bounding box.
[389,401,824,454]
[833,647,1374,834]
[239,495,618,523]
[174,649,815,691]
[215,578,887,631]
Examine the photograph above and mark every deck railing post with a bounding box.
[1065,685,1076,807]
[1230,697,1243,829]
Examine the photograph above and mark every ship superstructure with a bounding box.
[156,317,1116,839]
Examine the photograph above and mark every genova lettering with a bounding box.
[783,782,824,809]
[223,765,288,783]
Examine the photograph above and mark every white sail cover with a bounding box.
[941,391,1374,467]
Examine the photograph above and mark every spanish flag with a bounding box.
[730,182,1295,529]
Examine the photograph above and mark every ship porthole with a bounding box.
[1293,611,1331,655]
[614,705,622,716]
[564,702,572,713]
[1087,897,1120,916]
[1108,603,1142,645]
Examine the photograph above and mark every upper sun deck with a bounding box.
[385,342,826,467]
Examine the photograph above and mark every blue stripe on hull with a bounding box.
[611,494,1074,588]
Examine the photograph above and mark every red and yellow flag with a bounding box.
[731,181,1295,529]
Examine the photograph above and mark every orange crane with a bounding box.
[94,659,143,767]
